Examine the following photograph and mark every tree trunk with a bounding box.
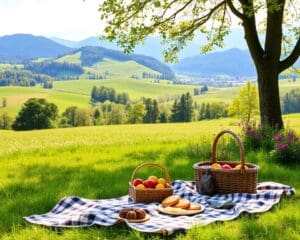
[257,64,284,129]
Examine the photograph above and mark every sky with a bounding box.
[0,0,103,40]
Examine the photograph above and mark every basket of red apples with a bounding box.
[193,130,259,194]
[129,162,173,203]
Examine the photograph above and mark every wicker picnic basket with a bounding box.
[193,130,259,194]
[129,162,173,203]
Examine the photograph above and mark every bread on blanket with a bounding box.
[161,195,180,207]
[188,203,202,210]
[173,199,191,209]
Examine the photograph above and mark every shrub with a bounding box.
[240,121,300,165]
[240,121,277,151]
[270,131,300,165]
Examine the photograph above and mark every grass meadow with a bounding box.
[0,116,299,240]
[1,78,299,117]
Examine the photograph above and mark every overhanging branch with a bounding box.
[226,0,245,20]
[279,37,300,72]
[169,1,227,37]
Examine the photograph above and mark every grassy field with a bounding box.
[56,52,82,65]
[0,116,299,240]
[0,78,299,117]
[0,86,90,116]
[0,78,199,116]
[86,58,160,78]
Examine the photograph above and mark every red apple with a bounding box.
[143,179,155,188]
[222,164,232,170]
[133,178,143,186]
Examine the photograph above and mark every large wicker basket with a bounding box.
[193,130,259,194]
[129,162,173,203]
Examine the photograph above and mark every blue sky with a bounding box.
[0,0,102,40]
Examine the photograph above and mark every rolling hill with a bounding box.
[0,34,73,62]
[54,46,175,79]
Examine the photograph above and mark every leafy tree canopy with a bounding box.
[12,98,58,131]
[99,0,300,63]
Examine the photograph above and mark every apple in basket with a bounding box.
[133,178,143,186]
[148,175,158,185]
[143,179,156,188]
[222,164,232,170]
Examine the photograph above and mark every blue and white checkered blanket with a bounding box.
[25,180,295,235]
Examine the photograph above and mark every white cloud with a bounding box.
[0,0,103,40]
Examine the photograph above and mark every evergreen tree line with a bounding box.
[142,72,172,80]
[25,61,84,78]
[43,80,53,89]
[56,75,80,80]
[171,92,194,122]
[193,85,208,96]
[91,86,130,105]
[87,74,106,80]
[80,47,104,66]
[282,89,300,114]
[0,69,52,87]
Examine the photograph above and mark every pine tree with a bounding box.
[152,99,159,123]
[171,99,179,122]
[185,92,193,122]
[205,103,211,119]
[179,94,186,122]
[143,98,153,123]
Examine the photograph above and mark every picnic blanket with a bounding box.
[25,180,295,235]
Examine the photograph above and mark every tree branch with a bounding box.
[170,1,226,37]
[279,37,300,72]
[226,0,245,20]
[153,0,194,28]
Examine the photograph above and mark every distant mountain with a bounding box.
[0,34,73,62]
[172,48,257,77]
[51,29,247,61]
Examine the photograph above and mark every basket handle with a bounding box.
[211,130,246,170]
[130,162,171,184]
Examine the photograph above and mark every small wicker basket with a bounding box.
[193,130,259,194]
[129,162,173,203]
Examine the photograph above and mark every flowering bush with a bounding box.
[240,121,300,165]
[270,131,300,165]
[240,121,276,151]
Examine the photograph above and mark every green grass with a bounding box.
[0,117,299,240]
[0,86,90,116]
[0,78,299,117]
[85,58,159,78]
[0,79,199,116]
[55,52,81,65]
[53,78,199,99]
